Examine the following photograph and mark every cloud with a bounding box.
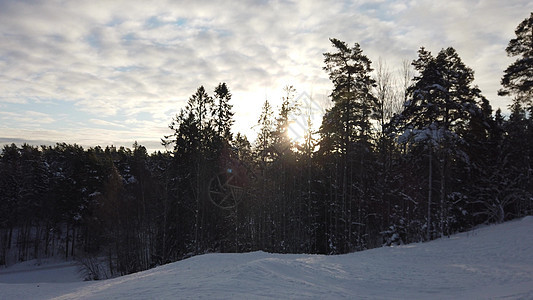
[89,118,127,128]
[0,0,530,150]
[0,111,55,125]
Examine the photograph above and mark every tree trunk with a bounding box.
[427,145,433,241]
[65,223,69,260]
[440,155,446,237]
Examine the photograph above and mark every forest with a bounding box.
[1,13,532,279]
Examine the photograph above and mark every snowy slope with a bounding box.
[1,216,532,299]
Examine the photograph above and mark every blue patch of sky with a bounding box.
[341,0,355,10]
[345,0,396,21]
[122,33,137,41]
[134,111,152,122]
[142,16,231,40]
[214,28,232,38]
[89,120,124,130]
[145,16,165,29]
[114,66,141,72]
[145,16,188,29]
[106,17,123,27]
[4,99,76,118]
[86,110,156,131]
[173,18,187,27]
[85,32,101,49]
[0,99,87,130]
[196,25,232,37]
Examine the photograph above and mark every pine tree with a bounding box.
[319,38,378,253]
[499,12,533,104]
[321,38,378,150]
[498,12,533,218]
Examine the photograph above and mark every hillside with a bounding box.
[1,216,532,299]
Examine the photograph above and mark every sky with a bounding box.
[0,0,530,153]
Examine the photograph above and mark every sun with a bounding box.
[287,117,309,145]
[284,90,326,147]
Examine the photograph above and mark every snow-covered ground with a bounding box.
[1,216,532,299]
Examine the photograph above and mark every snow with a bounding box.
[1,216,532,299]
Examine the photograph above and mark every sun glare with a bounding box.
[285,91,326,147]
[287,119,308,145]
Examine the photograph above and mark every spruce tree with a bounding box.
[255,99,275,167]
[213,82,234,141]
[393,47,485,239]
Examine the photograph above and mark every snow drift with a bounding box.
[1,216,532,299]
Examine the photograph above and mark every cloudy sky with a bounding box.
[0,0,530,152]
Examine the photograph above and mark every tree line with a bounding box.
[1,12,532,279]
